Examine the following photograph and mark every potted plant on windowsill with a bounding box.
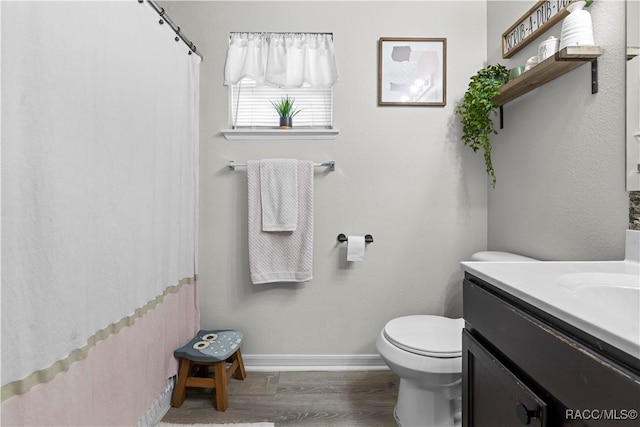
[271,95,302,129]
[455,64,509,188]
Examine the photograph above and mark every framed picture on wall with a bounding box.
[378,37,447,106]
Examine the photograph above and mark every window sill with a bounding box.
[221,128,339,140]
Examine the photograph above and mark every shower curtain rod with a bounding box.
[142,0,202,59]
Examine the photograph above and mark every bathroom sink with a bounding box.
[461,230,640,359]
[557,272,640,313]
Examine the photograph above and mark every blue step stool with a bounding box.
[171,329,246,411]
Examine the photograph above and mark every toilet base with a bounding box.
[394,378,460,427]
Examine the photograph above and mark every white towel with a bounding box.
[247,160,314,284]
[260,159,298,231]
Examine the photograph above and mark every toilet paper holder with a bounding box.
[337,233,374,243]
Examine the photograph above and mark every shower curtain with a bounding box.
[1,1,200,425]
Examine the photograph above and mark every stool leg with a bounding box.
[213,361,228,411]
[233,349,247,380]
[171,358,191,408]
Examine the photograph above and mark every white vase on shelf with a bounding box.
[560,0,595,50]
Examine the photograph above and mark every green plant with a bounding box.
[271,95,302,118]
[455,64,509,188]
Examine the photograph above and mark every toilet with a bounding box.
[376,251,538,427]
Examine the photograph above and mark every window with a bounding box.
[230,79,333,128]
[224,32,338,130]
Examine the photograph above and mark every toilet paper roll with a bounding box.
[347,235,366,262]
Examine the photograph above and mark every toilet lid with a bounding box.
[383,315,464,358]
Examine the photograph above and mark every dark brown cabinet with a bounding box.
[464,331,549,426]
[462,273,640,426]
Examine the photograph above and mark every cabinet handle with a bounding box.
[516,403,540,425]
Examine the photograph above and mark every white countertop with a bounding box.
[460,259,640,360]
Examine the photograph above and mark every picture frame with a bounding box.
[378,37,447,106]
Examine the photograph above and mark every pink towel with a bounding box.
[247,160,314,284]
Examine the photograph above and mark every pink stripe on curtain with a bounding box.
[1,283,199,426]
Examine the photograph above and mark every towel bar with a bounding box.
[337,234,374,243]
[228,160,335,171]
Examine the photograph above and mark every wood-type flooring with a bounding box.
[161,370,399,426]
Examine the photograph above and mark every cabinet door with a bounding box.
[463,330,550,427]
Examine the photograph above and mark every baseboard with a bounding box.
[242,354,389,372]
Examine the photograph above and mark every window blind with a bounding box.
[230,78,333,128]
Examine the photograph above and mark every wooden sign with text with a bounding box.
[502,0,572,58]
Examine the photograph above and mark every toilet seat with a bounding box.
[383,315,464,358]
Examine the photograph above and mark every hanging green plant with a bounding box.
[455,64,509,188]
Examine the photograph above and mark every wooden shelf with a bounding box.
[492,46,603,106]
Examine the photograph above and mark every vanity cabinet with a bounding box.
[462,273,640,426]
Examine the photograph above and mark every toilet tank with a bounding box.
[470,251,538,262]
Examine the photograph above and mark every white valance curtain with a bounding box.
[224,32,338,88]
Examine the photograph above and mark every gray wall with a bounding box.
[165,1,488,355]
[486,0,629,261]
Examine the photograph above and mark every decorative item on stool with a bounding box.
[171,329,246,411]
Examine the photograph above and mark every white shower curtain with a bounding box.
[1,1,200,425]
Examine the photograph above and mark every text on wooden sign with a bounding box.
[502,0,572,58]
